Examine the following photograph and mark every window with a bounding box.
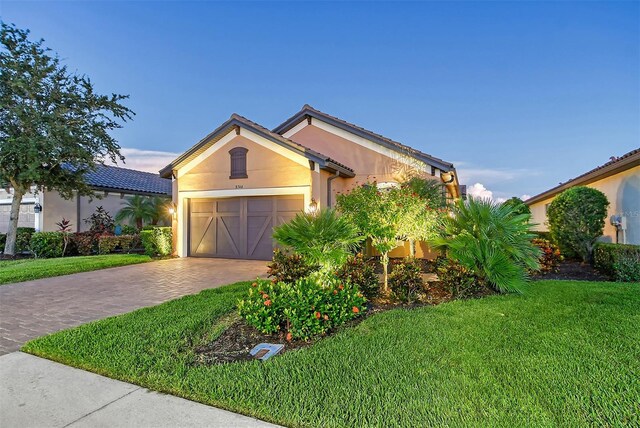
[229,147,248,179]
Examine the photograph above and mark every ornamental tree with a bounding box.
[336,183,400,294]
[547,186,609,262]
[0,23,133,255]
[502,197,531,218]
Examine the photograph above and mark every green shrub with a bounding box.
[502,197,531,217]
[98,235,140,255]
[532,238,563,273]
[272,209,362,271]
[237,276,367,341]
[120,225,139,235]
[267,249,319,284]
[140,227,172,256]
[29,232,64,258]
[593,243,640,282]
[335,253,379,299]
[16,227,35,253]
[389,257,424,302]
[431,198,540,293]
[547,186,609,262]
[436,257,487,298]
[0,233,5,251]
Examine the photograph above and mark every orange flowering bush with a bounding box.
[532,238,563,273]
[237,276,367,340]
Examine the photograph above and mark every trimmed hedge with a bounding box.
[16,227,35,253]
[593,243,640,282]
[140,227,172,256]
[30,232,65,258]
[98,235,140,255]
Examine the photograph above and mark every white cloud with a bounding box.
[111,148,180,174]
[467,183,494,200]
[521,194,532,201]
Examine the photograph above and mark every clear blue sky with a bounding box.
[3,1,639,200]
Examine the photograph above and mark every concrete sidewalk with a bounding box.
[0,352,279,428]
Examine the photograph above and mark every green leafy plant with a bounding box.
[272,209,363,271]
[0,233,5,251]
[84,206,115,234]
[140,227,172,256]
[337,184,400,294]
[267,249,319,284]
[149,196,172,226]
[593,243,640,282]
[502,197,532,217]
[98,235,140,255]
[547,186,609,262]
[335,253,379,299]
[435,256,486,298]
[29,232,64,258]
[237,276,367,341]
[15,227,35,253]
[55,218,73,257]
[0,23,133,256]
[432,198,541,293]
[70,232,97,256]
[119,224,139,235]
[532,238,563,273]
[389,257,424,302]
[115,195,154,230]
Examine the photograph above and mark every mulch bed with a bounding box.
[193,298,442,366]
[532,260,611,282]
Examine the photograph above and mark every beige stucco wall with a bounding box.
[528,165,640,245]
[179,135,312,192]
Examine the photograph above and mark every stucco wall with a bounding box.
[178,135,312,192]
[528,165,640,245]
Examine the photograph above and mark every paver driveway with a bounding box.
[0,258,267,355]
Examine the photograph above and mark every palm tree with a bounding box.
[115,195,154,230]
[431,197,541,293]
[148,196,171,226]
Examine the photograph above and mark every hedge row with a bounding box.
[140,227,172,256]
[593,243,640,282]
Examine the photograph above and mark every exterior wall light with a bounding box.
[168,202,176,217]
[34,202,42,213]
[308,198,318,214]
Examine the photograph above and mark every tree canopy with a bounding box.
[0,23,134,255]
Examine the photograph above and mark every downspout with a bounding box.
[327,171,340,208]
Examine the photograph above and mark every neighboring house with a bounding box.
[1,165,172,233]
[526,148,640,245]
[160,104,461,260]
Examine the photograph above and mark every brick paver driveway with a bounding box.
[0,258,267,355]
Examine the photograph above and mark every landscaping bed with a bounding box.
[0,254,152,285]
[532,259,611,282]
[23,280,640,427]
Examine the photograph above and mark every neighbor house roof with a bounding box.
[86,164,172,196]
[273,104,455,172]
[159,113,355,179]
[526,148,640,205]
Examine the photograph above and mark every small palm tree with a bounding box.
[431,197,541,293]
[273,208,363,272]
[115,195,154,229]
[148,196,171,226]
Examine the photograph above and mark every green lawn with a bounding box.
[0,254,152,285]
[23,280,639,427]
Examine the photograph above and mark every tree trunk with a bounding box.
[409,239,416,258]
[382,252,389,295]
[3,187,26,257]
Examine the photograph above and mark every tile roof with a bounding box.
[85,164,172,196]
[273,104,455,171]
[525,148,640,204]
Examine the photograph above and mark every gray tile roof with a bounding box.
[85,164,171,196]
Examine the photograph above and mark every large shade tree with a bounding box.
[0,23,133,255]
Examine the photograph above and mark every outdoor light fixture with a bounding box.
[308,198,318,214]
[34,203,42,214]
[441,172,455,184]
[168,202,176,217]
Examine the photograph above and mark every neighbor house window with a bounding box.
[229,147,248,179]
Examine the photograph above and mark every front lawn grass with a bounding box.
[24,280,640,427]
[0,254,152,285]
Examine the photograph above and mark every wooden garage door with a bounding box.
[189,195,303,260]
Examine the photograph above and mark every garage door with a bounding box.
[189,195,304,260]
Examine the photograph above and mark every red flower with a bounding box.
[352,306,360,314]
[262,293,269,299]
[333,290,338,295]
[264,300,272,306]
[286,332,292,342]
[338,284,344,290]
[314,311,321,319]
[251,282,258,287]
[323,314,329,321]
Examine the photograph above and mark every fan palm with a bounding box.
[273,208,363,272]
[115,195,154,230]
[431,197,541,293]
[148,196,171,226]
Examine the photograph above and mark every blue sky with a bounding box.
[3,1,639,200]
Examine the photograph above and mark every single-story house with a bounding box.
[160,104,461,260]
[1,164,172,233]
[526,148,640,245]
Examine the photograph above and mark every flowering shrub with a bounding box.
[389,257,424,302]
[237,276,367,341]
[532,238,563,273]
[267,249,319,283]
[335,253,379,299]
